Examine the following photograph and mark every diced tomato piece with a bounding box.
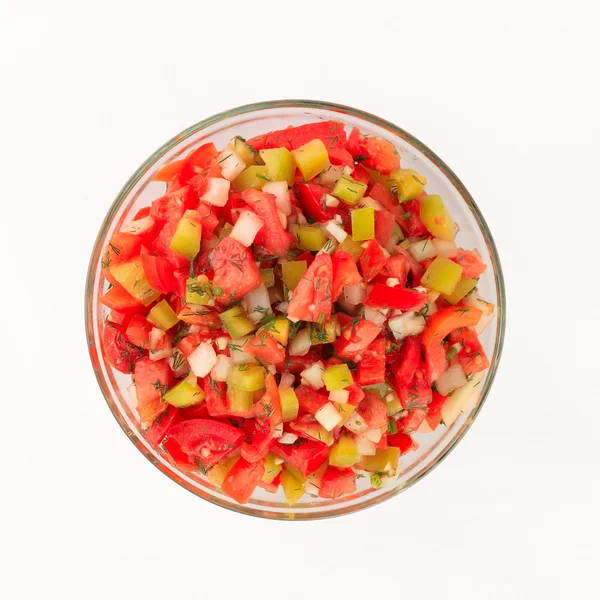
[103,324,145,374]
[319,467,356,499]
[334,319,381,360]
[400,198,428,237]
[331,249,363,301]
[453,249,487,278]
[357,391,388,429]
[381,253,408,285]
[168,418,244,467]
[390,245,424,285]
[399,407,428,434]
[425,391,447,430]
[221,457,265,504]
[374,209,395,247]
[99,283,143,311]
[125,314,152,349]
[270,438,329,478]
[134,207,151,220]
[176,403,210,422]
[287,252,333,323]
[295,251,316,267]
[365,284,428,311]
[241,420,276,464]
[242,189,295,257]
[245,333,286,365]
[395,370,432,413]
[163,436,197,472]
[153,159,186,183]
[179,142,219,182]
[356,338,386,385]
[296,385,329,416]
[389,337,422,388]
[368,182,398,217]
[328,147,354,168]
[449,327,489,375]
[254,374,282,427]
[295,182,337,222]
[247,121,347,151]
[146,405,179,448]
[362,138,400,174]
[134,358,172,423]
[280,348,321,374]
[359,239,387,282]
[421,306,482,382]
[258,472,281,493]
[141,250,177,294]
[102,233,141,271]
[177,304,222,331]
[211,236,262,302]
[353,164,371,185]
[347,383,365,406]
[195,201,220,237]
[387,431,416,455]
[152,219,190,269]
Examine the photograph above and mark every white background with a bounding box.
[1,1,599,598]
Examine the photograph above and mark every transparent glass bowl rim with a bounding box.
[85,99,506,520]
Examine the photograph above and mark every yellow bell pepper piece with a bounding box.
[232,165,270,192]
[329,433,361,468]
[362,447,400,475]
[420,195,458,241]
[391,168,427,202]
[163,377,205,408]
[332,176,367,205]
[260,268,275,288]
[227,385,253,412]
[310,317,337,345]
[282,260,307,291]
[281,468,305,506]
[257,317,290,346]
[208,456,239,486]
[259,147,296,186]
[279,388,299,422]
[228,136,261,166]
[219,305,256,339]
[442,277,478,304]
[421,256,463,295]
[147,299,179,330]
[186,275,213,305]
[296,226,326,251]
[351,207,375,242]
[291,139,330,180]
[338,236,365,261]
[110,260,161,306]
[169,210,201,261]
[262,453,283,484]
[321,364,353,391]
[227,364,266,392]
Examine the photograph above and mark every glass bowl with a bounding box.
[85,100,506,520]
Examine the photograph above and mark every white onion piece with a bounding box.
[277,209,287,229]
[289,328,311,356]
[435,364,468,396]
[217,149,246,181]
[363,306,387,327]
[342,165,353,177]
[296,212,308,225]
[300,361,325,390]
[319,165,345,188]
[329,389,349,404]
[243,284,272,324]
[343,283,366,305]
[230,210,264,247]
[149,329,172,361]
[275,300,288,313]
[386,277,400,287]
[432,238,458,258]
[359,196,383,211]
[279,371,295,390]
[325,194,340,207]
[201,177,230,207]
[475,311,495,334]
[215,336,230,351]
[315,403,343,432]
[211,354,233,382]
[120,216,155,235]
[263,181,291,215]
[149,327,165,350]
[354,434,377,456]
[304,474,321,496]
[462,292,495,316]
[441,372,485,426]
[279,432,298,445]
[408,238,438,262]
[188,342,218,378]
[228,337,257,364]
[388,312,426,341]
[325,221,347,243]
[168,350,189,377]
[188,324,201,334]
[128,383,138,409]
[363,428,384,444]
[344,411,368,434]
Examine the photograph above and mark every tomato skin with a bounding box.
[168,418,244,467]
[141,250,177,294]
[453,249,487,278]
[134,358,172,423]
[102,233,142,272]
[374,209,395,247]
[99,283,143,311]
[125,314,152,349]
[287,252,333,323]
[357,391,388,429]
[328,147,354,168]
[365,284,428,311]
[258,472,281,493]
[424,391,447,430]
[179,142,218,182]
[153,158,186,183]
[359,240,387,282]
[163,436,197,472]
[356,338,386,385]
[103,324,145,374]
[295,183,337,222]
[449,327,489,375]
[221,457,265,504]
[296,385,329,416]
[270,438,329,478]
[331,249,363,302]
[245,333,286,365]
[319,467,356,499]
[347,127,363,156]
[387,431,416,454]
[146,405,179,448]
[247,121,347,151]
[211,236,262,302]
[242,189,295,257]
[421,306,482,382]
[390,337,422,388]
[352,164,371,185]
[333,319,381,360]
